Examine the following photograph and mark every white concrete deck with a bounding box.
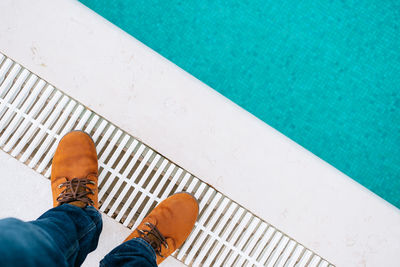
[0,0,399,266]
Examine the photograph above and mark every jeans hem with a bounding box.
[133,238,157,262]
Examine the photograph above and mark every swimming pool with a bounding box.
[79,0,400,208]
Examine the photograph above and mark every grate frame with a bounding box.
[0,52,333,267]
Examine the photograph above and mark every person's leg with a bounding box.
[100,238,157,267]
[100,192,199,267]
[0,131,102,267]
[0,204,102,267]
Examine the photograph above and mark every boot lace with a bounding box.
[56,177,96,206]
[137,222,169,257]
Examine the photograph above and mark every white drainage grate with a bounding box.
[0,52,333,267]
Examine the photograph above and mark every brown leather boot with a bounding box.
[51,131,99,209]
[124,192,199,264]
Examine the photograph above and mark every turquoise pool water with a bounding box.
[79,0,400,208]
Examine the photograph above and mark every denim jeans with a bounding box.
[0,204,157,267]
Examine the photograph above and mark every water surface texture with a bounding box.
[79,0,400,208]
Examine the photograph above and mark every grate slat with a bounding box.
[113,152,162,220]
[0,79,46,148]
[0,63,21,97]
[9,87,59,155]
[19,94,68,162]
[101,139,142,213]
[186,196,230,264]
[0,54,5,65]
[237,222,268,266]
[0,69,29,119]
[284,245,305,267]
[28,99,77,168]
[265,235,290,267]
[308,255,322,267]
[98,134,131,200]
[224,217,260,266]
[275,239,296,267]
[297,250,313,267]
[0,74,38,133]
[254,227,276,265]
[36,104,85,173]
[0,59,13,84]
[0,52,332,267]
[191,201,237,266]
